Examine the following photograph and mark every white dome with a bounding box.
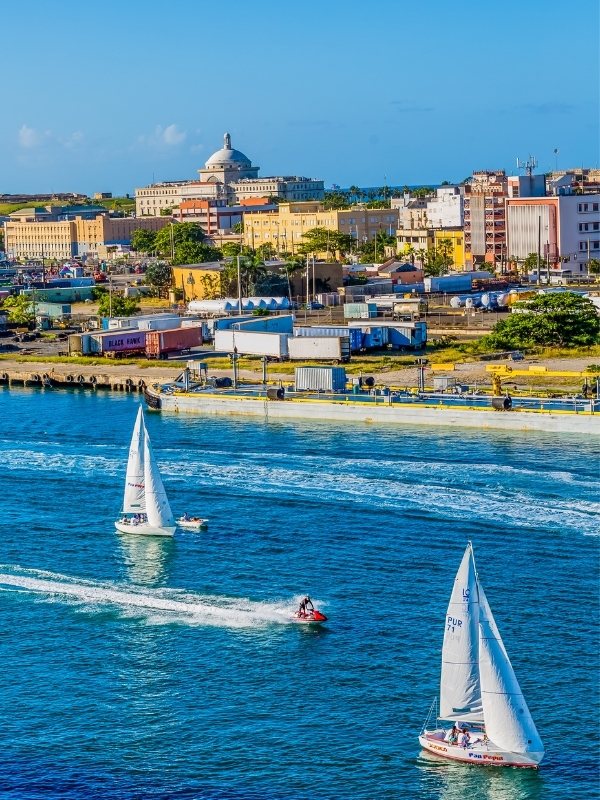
[205,132,251,169]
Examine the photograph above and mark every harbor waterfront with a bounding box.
[0,386,598,799]
[145,383,600,435]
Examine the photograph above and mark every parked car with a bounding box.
[303,301,325,310]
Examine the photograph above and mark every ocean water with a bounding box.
[0,386,598,800]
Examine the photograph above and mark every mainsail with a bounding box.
[439,543,484,723]
[479,597,544,757]
[122,406,146,513]
[143,428,175,529]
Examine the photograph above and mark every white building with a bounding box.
[507,193,600,277]
[136,132,324,217]
[426,185,464,229]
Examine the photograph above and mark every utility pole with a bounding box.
[236,254,242,314]
[108,276,113,318]
[170,223,175,261]
[536,216,541,287]
[312,255,316,299]
[306,253,310,303]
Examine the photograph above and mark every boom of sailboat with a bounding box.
[419,542,544,768]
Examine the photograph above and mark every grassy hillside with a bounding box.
[0,196,135,216]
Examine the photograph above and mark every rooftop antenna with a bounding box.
[516,155,538,177]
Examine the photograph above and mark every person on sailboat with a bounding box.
[445,725,460,745]
[460,728,471,748]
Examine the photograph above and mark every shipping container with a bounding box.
[294,366,347,392]
[288,336,350,362]
[424,271,493,293]
[343,302,378,319]
[33,302,71,319]
[68,333,91,355]
[89,330,147,354]
[181,316,211,339]
[214,329,289,359]
[233,315,295,334]
[137,315,181,331]
[22,286,95,303]
[294,326,363,352]
[145,326,202,359]
[208,315,255,336]
[356,320,427,349]
[392,298,428,317]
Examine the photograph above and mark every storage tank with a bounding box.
[449,296,463,308]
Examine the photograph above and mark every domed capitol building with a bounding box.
[135,132,324,217]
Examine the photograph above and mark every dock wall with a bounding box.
[156,391,600,435]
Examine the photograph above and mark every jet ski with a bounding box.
[291,609,328,624]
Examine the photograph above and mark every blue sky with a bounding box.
[2,0,598,195]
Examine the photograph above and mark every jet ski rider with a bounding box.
[298,596,314,617]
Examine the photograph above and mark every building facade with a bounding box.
[243,202,399,255]
[433,228,465,269]
[426,186,464,229]
[136,132,324,216]
[4,213,168,261]
[506,194,600,276]
[464,171,546,268]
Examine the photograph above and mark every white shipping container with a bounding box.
[294,326,349,337]
[234,314,295,334]
[137,316,181,331]
[288,336,350,361]
[214,329,289,359]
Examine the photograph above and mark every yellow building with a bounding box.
[171,263,225,302]
[243,202,399,256]
[433,228,465,269]
[4,212,169,261]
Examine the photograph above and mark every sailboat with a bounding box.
[115,406,176,537]
[418,543,544,768]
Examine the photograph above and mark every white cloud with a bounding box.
[162,124,186,146]
[18,124,84,151]
[18,124,44,149]
[137,123,187,150]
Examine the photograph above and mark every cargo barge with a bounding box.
[143,380,600,435]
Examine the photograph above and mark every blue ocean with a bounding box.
[0,387,598,799]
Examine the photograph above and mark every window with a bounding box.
[593,203,599,212]
[593,241,600,250]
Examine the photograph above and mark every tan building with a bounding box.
[396,227,433,255]
[136,133,324,216]
[243,202,399,255]
[4,213,168,261]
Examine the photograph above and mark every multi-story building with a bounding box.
[172,197,277,235]
[464,171,545,269]
[426,185,464,229]
[136,180,223,217]
[4,210,168,261]
[136,132,324,216]
[506,194,600,277]
[396,227,433,255]
[242,202,399,256]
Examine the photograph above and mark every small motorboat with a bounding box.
[177,516,208,531]
[291,609,328,624]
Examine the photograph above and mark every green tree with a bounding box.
[256,242,276,261]
[232,221,244,234]
[521,252,548,275]
[172,241,222,266]
[298,227,354,259]
[322,192,351,210]
[587,258,600,275]
[2,294,35,324]
[155,222,207,259]
[131,229,157,254]
[482,292,600,349]
[97,293,140,317]
[144,262,173,295]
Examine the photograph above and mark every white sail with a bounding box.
[143,428,174,529]
[122,406,146,513]
[439,543,484,723]
[479,601,544,758]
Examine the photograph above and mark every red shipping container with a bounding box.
[145,326,202,358]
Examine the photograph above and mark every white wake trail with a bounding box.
[0,567,295,629]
